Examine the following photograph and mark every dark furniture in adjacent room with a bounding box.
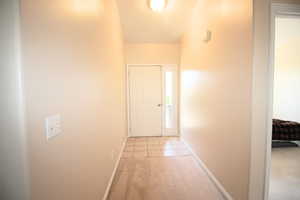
[272,119,300,148]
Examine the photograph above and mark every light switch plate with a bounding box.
[45,114,62,140]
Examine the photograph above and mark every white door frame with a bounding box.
[126,64,179,137]
[250,3,300,200]
[265,3,300,199]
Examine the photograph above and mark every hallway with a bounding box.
[0,0,271,199]
[108,137,224,200]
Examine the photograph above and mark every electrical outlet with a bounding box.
[45,114,62,140]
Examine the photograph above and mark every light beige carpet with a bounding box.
[108,137,224,200]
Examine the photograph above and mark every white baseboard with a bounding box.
[102,138,127,200]
[182,139,234,200]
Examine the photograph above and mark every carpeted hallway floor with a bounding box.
[108,137,224,200]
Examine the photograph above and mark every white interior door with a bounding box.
[129,66,162,137]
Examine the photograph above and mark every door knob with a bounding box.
[157,104,162,107]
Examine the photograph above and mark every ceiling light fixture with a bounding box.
[149,0,167,12]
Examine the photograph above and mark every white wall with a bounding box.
[273,17,300,122]
[125,43,181,64]
[0,1,29,200]
[21,0,126,199]
[180,0,253,199]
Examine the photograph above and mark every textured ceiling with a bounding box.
[116,0,197,43]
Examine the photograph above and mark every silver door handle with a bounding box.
[157,104,162,107]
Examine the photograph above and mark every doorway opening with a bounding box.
[127,64,178,137]
[268,3,300,200]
